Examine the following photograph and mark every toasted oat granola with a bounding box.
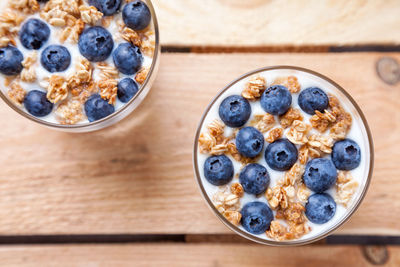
[135,67,149,84]
[79,5,103,25]
[9,0,40,14]
[286,120,310,145]
[250,113,275,133]
[46,75,69,103]
[279,107,303,128]
[335,171,359,206]
[272,76,301,93]
[265,127,283,143]
[98,79,118,105]
[55,99,83,124]
[7,81,26,105]
[20,51,37,83]
[242,75,266,100]
[230,182,244,197]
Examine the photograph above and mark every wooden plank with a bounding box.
[0,53,399,235]
[0,244,398,266]
[153,0,400,47]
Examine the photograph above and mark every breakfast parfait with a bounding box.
[195,67,372,243]
[0,0,157,125]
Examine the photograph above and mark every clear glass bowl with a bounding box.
[193,66,374,246]
[0,0,160,133]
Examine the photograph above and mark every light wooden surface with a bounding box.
[153,0,400,47]
[0,53,399,235]
[0,244,398,267]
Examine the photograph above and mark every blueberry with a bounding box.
[78,26,114,62]
[40,45,71,73]
[303,158,337,193]
[112,43,143,75]
[305,193,336,224]
[332,139,361,170]
[298,87,329,115]
[241,202,273,234]
[239,163,270,195]
[265,139,297,171]
[122,0,151,31]
[84,94,115,122]
[260,85,292,115]
[236,127,264,158]
[117,78,139,103]
[23,90,53,117]
[203,155,234,186]
[19,18,50,50]
[0,46,23,76]
[218,95,251,128]
[89,0,121,16]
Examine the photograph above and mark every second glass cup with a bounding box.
[193,66,373,246]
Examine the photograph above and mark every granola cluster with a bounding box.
[1,0,156,125]
[198,72,362,242]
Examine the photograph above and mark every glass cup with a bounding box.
[193,66,374,246]
[0,0,160,133]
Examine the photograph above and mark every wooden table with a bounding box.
[1,1,400,266]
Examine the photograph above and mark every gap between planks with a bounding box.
[161,45,400,54]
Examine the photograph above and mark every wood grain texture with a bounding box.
[153,0,400,46]
[0,244,398,267]
[0,53,399,235]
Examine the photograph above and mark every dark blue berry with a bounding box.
[0,46,23,76]
[241,202,273,234]
[239,163,270,195]
[112,43,143,75]
[218,95,251,128]
[236,127,264,158]
[24,90,53,117]
[265,139,297,171]
[298,87,329,115]
[78,26,114,62]
[203,155,234,186]
[303,158,337,193]
[332,139,361,170]
[84,94,115,122]
[122,0,151,31]
[89,0,121,16]
[117,78,139,103]
[260,85,292,115]
[40,45,71,73]
[305,193,336,224]
[19,18,50,50]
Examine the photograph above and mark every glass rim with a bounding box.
[0,0,160,130]
[192,65,374,246]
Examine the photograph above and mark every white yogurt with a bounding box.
[0,0,154,124]
[196,68,371,242]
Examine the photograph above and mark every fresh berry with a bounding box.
[117,78,139,103]
[265,139,298,171]
[305,193,336,224]
[332,139,361,170]
[40,45,71,73]
[84,94,115,122]
[241,202,273,234]
[112,43,143,75]
[298,87,329,115]
[78,26,114,62]
[89,0,121,16]
[239,163,270,195]
[122,0,151,31]
[203,155,234,186]
[19,18,50,50]
[23,90,53,117]
[236,127,264,158]
[303,158,337,193]
[260,85,292,115]
[0,46,23,76]
[218,95,251,127]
